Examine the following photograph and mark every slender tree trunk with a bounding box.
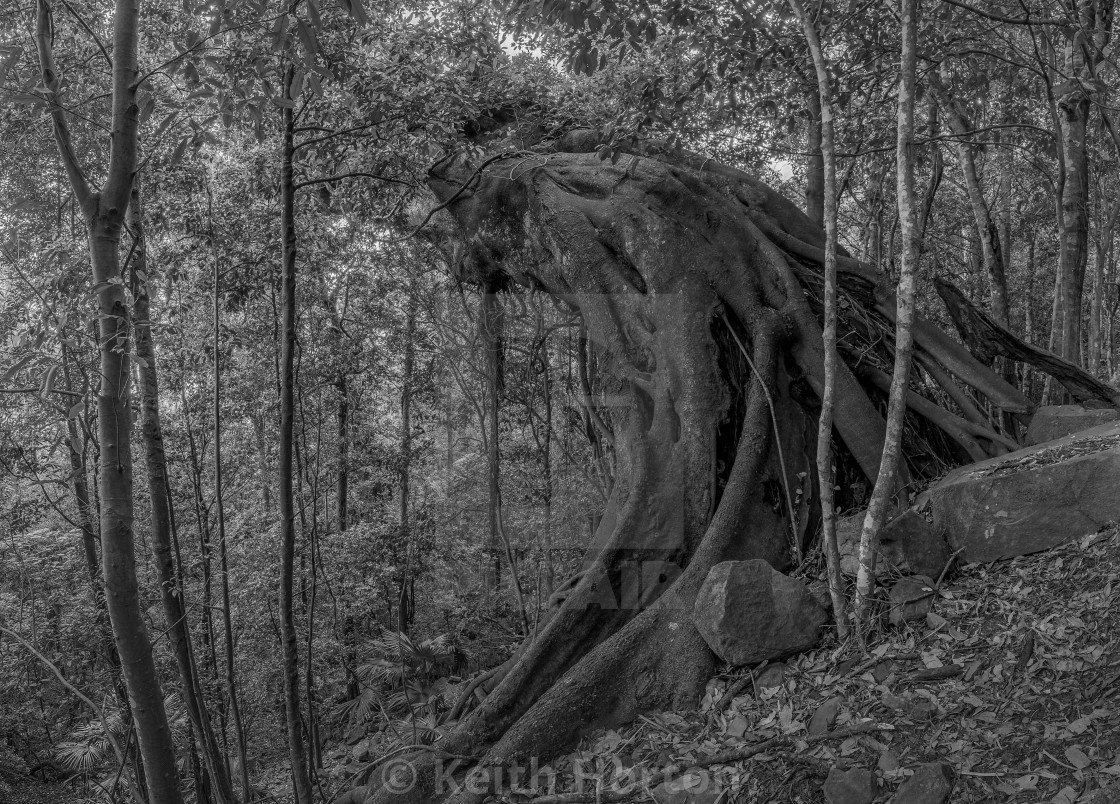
[1057,0,1096,367]
[35,0,183,797]
[255,413,272,513]
[278,66,314,804]
[398,278,418,633]
[1025,235,1038,397]
[804,87,825,228]
[855,0,921,622]
[481,285,503,592]
[208,187,251,803]
[130,184,234,804]
[540,318,555,601]
[336,378,348,531]
[788,0,849,639]
[930,71,1009,326]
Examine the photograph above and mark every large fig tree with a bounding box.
[353,130,1106,803]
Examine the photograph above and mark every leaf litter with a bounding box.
[493,526,1120,803]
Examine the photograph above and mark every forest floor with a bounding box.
[457,525,1120,804]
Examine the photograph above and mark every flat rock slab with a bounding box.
[1025,404,1119,445]
[693,560,827,666]
[923,421,1120,563]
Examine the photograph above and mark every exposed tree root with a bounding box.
[935,278,1120,409]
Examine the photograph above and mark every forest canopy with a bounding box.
[2,0,1119,803]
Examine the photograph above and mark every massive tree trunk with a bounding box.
[358,133,1049,803]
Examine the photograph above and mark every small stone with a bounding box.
[882,694,911,713]
[823,766,877,804]
[350,738,374,762]
[755,663,786,689]
[344,724,365,745]
[725,715,749,738]
[871,660,895,683]
[888,576,936,626]
[809,697,843,736]
[652,769,722,803]
[878,750,900,773]
[888,762,955,804]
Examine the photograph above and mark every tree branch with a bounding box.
[293,171,416,191]
[34,0,94,213]
[940,0,1064,26]
[58,0,112,71]
[0,387,84,397]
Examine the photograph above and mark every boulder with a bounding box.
[692,561,828,667]
[823,766,877,804]
[923,421,1120,562]
[836,511,952,579]
[1025,405,1119,445]
[888,762,955,804]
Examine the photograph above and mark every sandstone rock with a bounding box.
[888,762,955,804]
[755,663,786,689]
[888,576,936,626]
[924,421,1120,562]
[878,511,953,579]
[1025,405,1119,445]
[693,561,828,666]
[836,510,951,579]
[823,766,877,804]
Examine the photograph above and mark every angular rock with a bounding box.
[344,724,366,745]
[924,421,1120,562]
[1025,405,1119,445]
[888,762,955,804]
[823,766,877,804]
[836,510,951,579]
[888,576,936,626]
[692,561,828,666]
[755,663,786,690]
[878,750,900,773]
[809,696,843,736]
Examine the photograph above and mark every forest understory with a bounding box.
[6,0,1120,803]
